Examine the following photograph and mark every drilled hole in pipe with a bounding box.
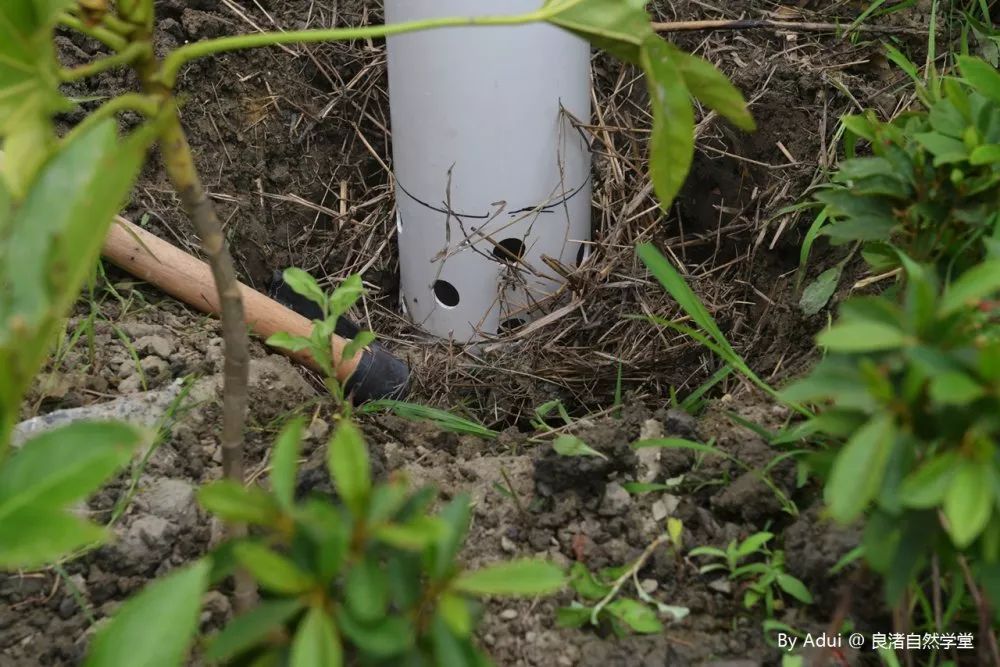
[433,280,460,308]
[492,238,526,263]
[498,318,526,334]
[576,243,591,267]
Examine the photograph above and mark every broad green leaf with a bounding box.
[959,56,1000,105]
[0,421,141,519]
[265,332,313,353]
[939,259,1000,315]
[282,268,327,312]
[545,0,651,63]
[433,493,472,580]
[898,452,958,509]
[296,499,348,581]
[84,560,209,667]
[799,266,842,316]
[970,144,1000,164]
[557,604,593,628]
[664,44,754,131]
[834,157,896,182]
[452,559,565,597]
[374,516,446,551]
[569,562,611,600]
[944,460,993,548]
[641,37,696,211]
[928,371,985,405]
[234,543,316,594]
[735,532,773,558]
[437,592,473,638]
[270,417,304,510]
[197,480,281,526]
[290,607,342,667]
[345,559,388,622]
[326,420,370,515]
[329,274,364,319]
[342,330,376,361]
[776,574,813,604]
[0,507,105,568]
[206,599,304,662]
[336,611,413,658]
[817,321,907,353]
[825,414,896,523]
[430,613,472,667]
[553,434,607,459]
[914,132,968,160]
[605,598,662,634]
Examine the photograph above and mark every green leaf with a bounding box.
[374,516,446,551]
[326,420,370,515]
[959,56,1000,105]
[735,532,773,558]
[824,414,896,523]
[569,561,612,600]
[0,422,141,519]
[198,480,281,526]
[970,144,1000,164]
[944,460,993,548]
[234,542,316,594]
[545,0,652,63]
[799,266,842,316]
[0,507,105,568]
[329,274,364,319]
[336,611,413,658]
[342,330,376,361]
[664,44,755,131]
[898,452,958,509]
[290,607,342,667]
[641,36,696,210]
[265,332,313,353]
[939,259,1000,315]
[84,560,209,667]
[914,132,969,160]
[206,599,304,662]
[817,321,907,353]
[553,434,607,459]
[430,613,472,667]
[345,559,388,622]
[605,598,663,634]
[282,268,327,313]
[270,417,304,510]
[776,574,813,604]
[928,371,985,405]
[452,559,566,597]
[433,494,472,580]
[633,437,728,459]
[557,604,593,628]
[437,592,473,638]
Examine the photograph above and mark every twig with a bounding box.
[590,533,671,625]
[956,555,1000,667]
[652,18,929,37]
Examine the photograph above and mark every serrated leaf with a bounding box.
[799,266,842,316]
[290,607,342,667]
[943,461,993,548]
[84,560,209,667]
[453,559,565,597]
[270,417,304,510]
[206,599,304,663]
[824,414,896,523]
[553,434,607,459]
[641,36,695,210]
[326,420,370,515]
[234,542,315,594]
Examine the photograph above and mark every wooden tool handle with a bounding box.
[103,217,361,382]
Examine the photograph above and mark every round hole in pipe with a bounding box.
[433,280,460,308]
[396,211,403,235]
[498,318,526,335]
[576,243,591,267]
[492,238,526,263]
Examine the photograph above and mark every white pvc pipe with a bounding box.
[385,0,592,341]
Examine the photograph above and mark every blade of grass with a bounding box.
[358,400,498,439]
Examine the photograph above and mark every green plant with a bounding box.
[689,532,813,615]
[191,417,565,665]
[559,519,689,635]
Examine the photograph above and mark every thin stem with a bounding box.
[58,14,128,52]
[651,18,932,36]
[590,533,671,625]
[60,44,151,82]
[62,93,159,145]
[159,2,579,87]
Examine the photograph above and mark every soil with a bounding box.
[1,0,947,665]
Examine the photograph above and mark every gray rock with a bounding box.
[118,515,172,562]
[598,482,633,517]
[134,335,175,359]
[142,477,197,525]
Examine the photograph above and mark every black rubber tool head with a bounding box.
[269,271,410,403]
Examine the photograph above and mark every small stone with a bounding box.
[525,632,537,643]
[118,515,172,562]
[708,578,732,594]
[118,374,143,395]
[500,536,517,554]
[306,418,329,441]
[143,478,197,525]
[639,419,663,440]
[651,500,668,522]
[598,482,632,517]
[134,335,174,359]
[640,578,658,594]
[499,609,518,620]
